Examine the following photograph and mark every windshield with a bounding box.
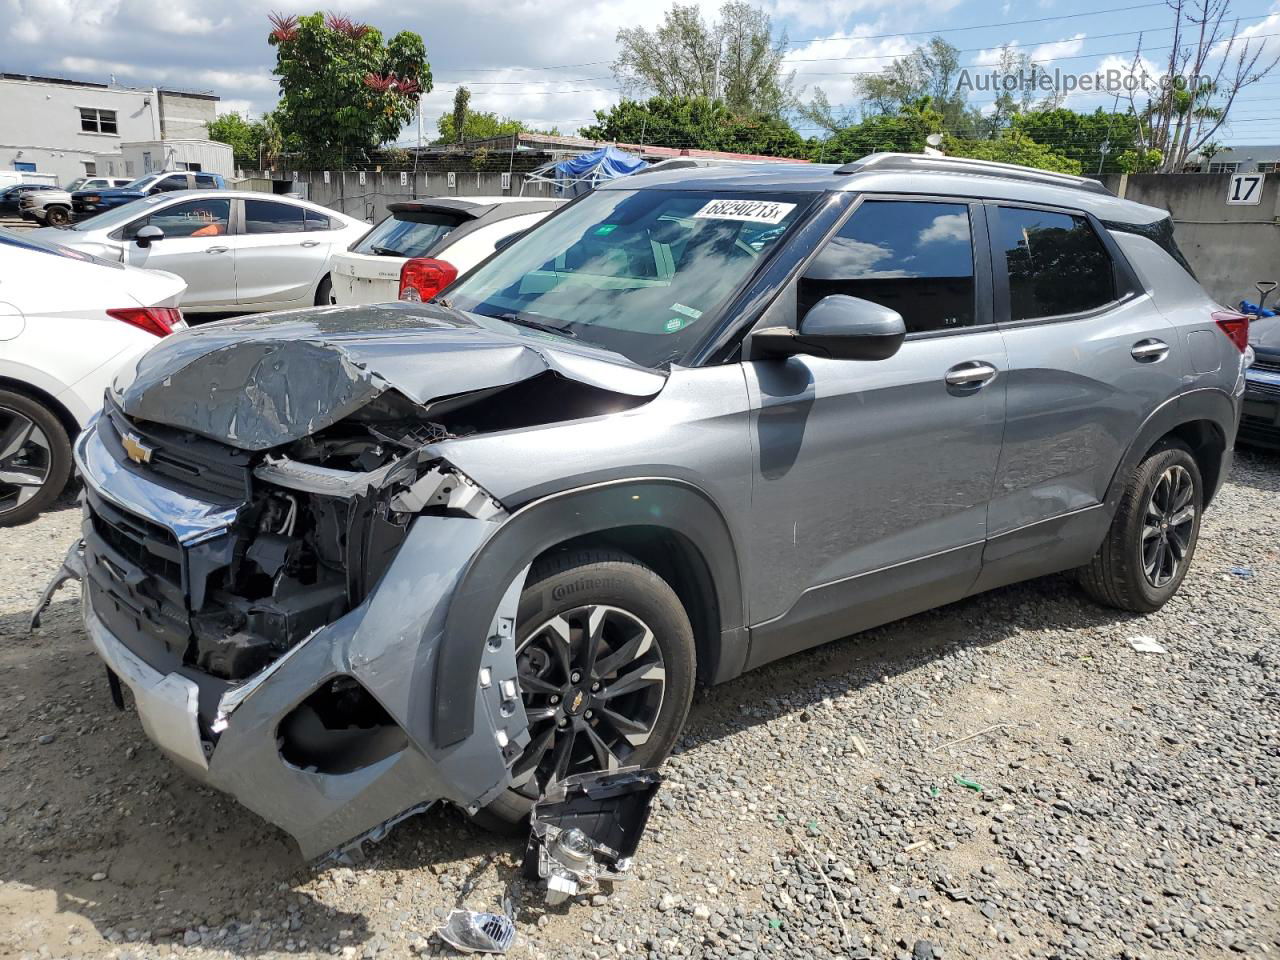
[65,178,88,191]
[352,208,467,257]
[446,189,809,368]
[69,193,170,231]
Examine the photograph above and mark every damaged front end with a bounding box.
[50,304,665,859]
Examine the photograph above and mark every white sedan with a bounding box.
[0,228,186,525]
[330,196,562,305]
[30,191,369,314]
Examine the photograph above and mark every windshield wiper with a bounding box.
[492,312,578,339]
[368,244,402,257]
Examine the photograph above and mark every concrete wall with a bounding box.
[1097,172,1280,306]
[156,91,217,140]
[243,168,559,224]
[0,76,162,184]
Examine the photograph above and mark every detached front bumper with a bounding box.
[61,420,528,860]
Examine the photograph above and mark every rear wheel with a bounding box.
[0,390,72,527]
[44,205,70,227]
[473,549,695,828]
[1078,441,1202,612]
[315,274,334,306]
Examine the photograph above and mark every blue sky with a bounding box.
[3,0,1279,146]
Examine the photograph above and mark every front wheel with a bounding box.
[1078,441,1203,613]
[0,390,72,527]
[474,548,695,828]
[44,205,70,227]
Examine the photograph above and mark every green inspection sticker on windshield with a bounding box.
[664,316,689,332]
[593,223,619,236]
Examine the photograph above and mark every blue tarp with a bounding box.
[551,146,647,196]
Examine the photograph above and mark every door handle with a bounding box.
[205,246,229,254]
[944,361,998,388]
[299,240,321,248]
[1131,338,1169,362]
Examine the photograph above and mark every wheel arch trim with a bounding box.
[1103,387,1237,513]
[432,476,745,748]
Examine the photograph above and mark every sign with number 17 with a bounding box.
[1227,173,1265,205]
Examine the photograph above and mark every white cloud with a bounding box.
[918,212,968,245]
[1030,33,1085,64]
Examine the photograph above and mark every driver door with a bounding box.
[742,197,1007,667]
[122,196,236,307]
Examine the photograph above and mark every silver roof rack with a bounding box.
[834,152,1112,196]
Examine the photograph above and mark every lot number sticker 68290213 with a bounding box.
[691,199,797,224]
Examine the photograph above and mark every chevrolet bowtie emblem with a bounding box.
[122,432,154,464]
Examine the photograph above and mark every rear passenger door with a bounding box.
[977,203,1184,588]
[742,196,1008,663]
[233,198,325,307]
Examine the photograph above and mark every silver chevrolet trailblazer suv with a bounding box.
[41,154,1247,858]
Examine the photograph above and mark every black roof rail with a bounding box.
[835,152,1112,197]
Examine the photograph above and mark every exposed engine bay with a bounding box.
[92,366,651,686]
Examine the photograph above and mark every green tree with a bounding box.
[809,99,943,162]
[268,11,431,165]
[450,86,471,145]
[1011,108,1139,174]
[580,96,805,157]
[207,112,266,165]
[943,131,1082,174]
[855,38,969,131]
[614,2,792,115]
[1117,147,1163,174]
[436,109,523,144]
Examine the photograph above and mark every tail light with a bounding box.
[1212,310,1250,353]
[106,306,183,337]
[398,258,457,302]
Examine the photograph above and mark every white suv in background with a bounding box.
[0,228,186,525]
[20,177,132,226]
[329,196,562,304]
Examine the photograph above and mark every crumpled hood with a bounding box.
[114,302,668,451]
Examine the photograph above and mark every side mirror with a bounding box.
[494,228,528,252]
[751,295,907,361]
[135,225,164,248]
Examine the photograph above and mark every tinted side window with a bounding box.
[245,199,305,234]
[153,175,189,193]
[124,198,231,239]
[304,209,335,231]
[801,200,975,334]
[194,174,219,188]
[995,207,1115,320]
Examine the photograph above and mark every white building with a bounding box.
[0,73,227,185]
[92,139,234,180]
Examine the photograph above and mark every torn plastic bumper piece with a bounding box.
[523,767,663,905]
[68,422,531,859]
[436,909,516,954]
[29,538,85,630]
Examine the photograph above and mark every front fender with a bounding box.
[431,477,746,748]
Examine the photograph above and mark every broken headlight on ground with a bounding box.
[523,768,663,905]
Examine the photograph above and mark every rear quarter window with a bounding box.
[1104,216,1197,280]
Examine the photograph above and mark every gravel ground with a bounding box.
[1,450,1277,960]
